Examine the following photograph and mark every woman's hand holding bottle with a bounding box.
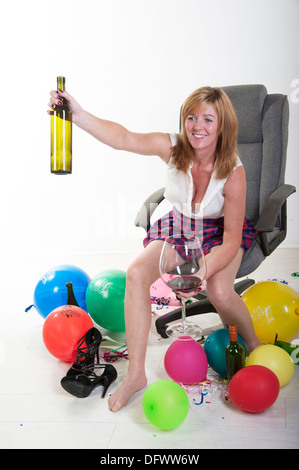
[48,89,83,124]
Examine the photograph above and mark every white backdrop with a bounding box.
[1,0,298,261]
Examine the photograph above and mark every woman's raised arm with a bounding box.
[48,89,172,161]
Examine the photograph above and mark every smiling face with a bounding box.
[175,87,238,177]
[185,104,219,156]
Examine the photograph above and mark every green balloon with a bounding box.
[142,380,189,430]
[86,269,126,332]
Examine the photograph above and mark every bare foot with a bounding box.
[247,338,262,352]
[108,373,147,412]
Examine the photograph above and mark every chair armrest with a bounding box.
[256,184,296,256]
[134,187,165,232]
[256,184,296,232]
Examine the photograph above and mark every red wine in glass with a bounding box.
[167,275,202,295]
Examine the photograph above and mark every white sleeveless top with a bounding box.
[164,134,242,219]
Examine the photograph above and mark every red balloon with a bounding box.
[228,365,280,413]
[42,305,94,362]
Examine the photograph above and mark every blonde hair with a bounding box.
[172,86,238,179]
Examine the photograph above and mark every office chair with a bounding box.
[135,84,296,338]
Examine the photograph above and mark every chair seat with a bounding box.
[237,241,265,278]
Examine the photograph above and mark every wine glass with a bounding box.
[159,235,206,341]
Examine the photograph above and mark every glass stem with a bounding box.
[180,298,187,330]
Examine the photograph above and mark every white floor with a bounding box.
[0,247,299,450]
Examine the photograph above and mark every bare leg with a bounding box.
[108,240,164,412]
[205,248,262,352]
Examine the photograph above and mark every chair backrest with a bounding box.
[221,84,289,223]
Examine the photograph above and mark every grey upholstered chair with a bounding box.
[135,84,296,338]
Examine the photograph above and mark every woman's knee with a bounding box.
[206,278,234,308]
[126,242,163,288]
[127,260,144,285]
[126,258,158,290]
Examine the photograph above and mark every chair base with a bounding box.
[155,278,255,338]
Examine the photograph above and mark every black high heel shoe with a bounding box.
[61,363,117,398]
[66,327,103,377]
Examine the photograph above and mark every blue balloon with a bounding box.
[32,265,91,318]
[204,328,247,378]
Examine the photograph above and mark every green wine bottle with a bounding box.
[66,282,79,307]
[50,76,72,174]
[275,339,298,357]
[225,325,245,380]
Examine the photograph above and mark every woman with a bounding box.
[48,86,261,412]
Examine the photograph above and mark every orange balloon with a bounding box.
[42,305,94,362]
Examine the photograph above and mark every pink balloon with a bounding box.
[150,277,180,307]
[164,337,208,384]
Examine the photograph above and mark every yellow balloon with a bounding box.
[241,281,299,343]
[246,344,294,387]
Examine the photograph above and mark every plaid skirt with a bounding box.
[143,206,258,257]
